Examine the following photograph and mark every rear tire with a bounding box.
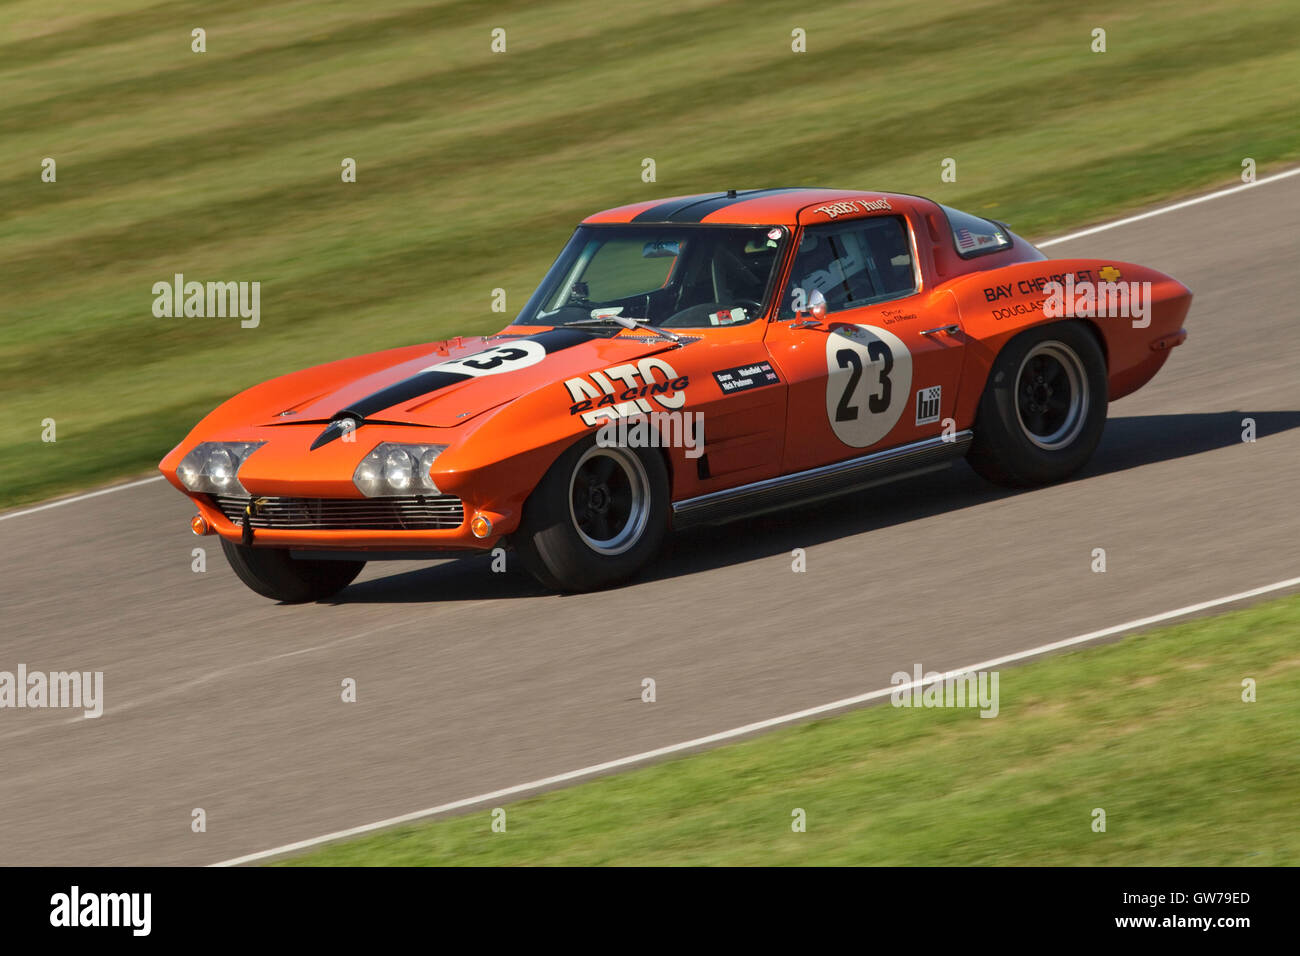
[966,321,1107,487]
[220,539,365,603]
[514,436,669,592]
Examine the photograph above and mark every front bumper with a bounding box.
[162,419,557,551]
[191,493,504,551]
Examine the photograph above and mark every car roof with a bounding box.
[582,187,933,227]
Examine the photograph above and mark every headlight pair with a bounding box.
[178,440,447,498]
[353,443,448,497]
[176,441,265,495]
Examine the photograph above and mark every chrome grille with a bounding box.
[212,495,464,531]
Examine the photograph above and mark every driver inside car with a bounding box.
[660,233,774,327]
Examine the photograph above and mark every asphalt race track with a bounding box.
[2,175,1297,866]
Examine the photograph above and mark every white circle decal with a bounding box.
[824,324,912,448]
[421,339,546,377]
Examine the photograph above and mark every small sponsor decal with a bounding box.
[709,307,747,325]
[1098,264,1122,282]
[915,386,941,426]
[713,361,780,394]
[830,323,872,342]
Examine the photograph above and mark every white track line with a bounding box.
[1036,167,1300,247]
[0,475,164,522]
[6,168,1297,525]
[212,573,1300,866]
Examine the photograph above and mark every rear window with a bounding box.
[940,205,1012,258]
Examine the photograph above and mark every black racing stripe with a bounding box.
[630,187,810,223]
[667,186,811,223]
[336,370,469,425]
[310,327,600,449]
[630,192,728,223]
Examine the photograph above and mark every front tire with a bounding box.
[966,321,1107,487]
[220,539,365,603]
[514,437,669,592]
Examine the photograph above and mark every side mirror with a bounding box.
[808,289,827,321]
[791,288,828,330]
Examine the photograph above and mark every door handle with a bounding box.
[921,324,959,336]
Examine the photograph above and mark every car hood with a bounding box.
[259,327,682,443]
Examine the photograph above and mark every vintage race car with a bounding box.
[160,188,1191,601]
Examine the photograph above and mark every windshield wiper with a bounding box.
[565,315,682,344]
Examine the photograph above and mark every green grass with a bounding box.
[282,593,1300,865]
[4,0,1299,508]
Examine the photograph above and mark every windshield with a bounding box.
[515,224,787,328]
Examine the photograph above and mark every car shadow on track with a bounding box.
[333,410,1299,603]
[332,551,551,603]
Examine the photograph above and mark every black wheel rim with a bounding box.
[568,446,651,555]
[1014,341,1088,450]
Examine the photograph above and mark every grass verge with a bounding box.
[282,593,1300,865]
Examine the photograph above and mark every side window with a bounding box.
[939,204,1011,258]
[780,216,916,318]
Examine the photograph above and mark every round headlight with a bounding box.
[418,448,440,491]
[177,457,202,490]
[207,448,236,489]
[354,455,382,496]
[383,448,413,492]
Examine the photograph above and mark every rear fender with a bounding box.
[948,258,1192,425]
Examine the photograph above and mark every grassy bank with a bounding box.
[4,0,1299,507]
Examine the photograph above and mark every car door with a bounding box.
[763,213,966,474]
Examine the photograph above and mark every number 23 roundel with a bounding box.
[824,325,912,448]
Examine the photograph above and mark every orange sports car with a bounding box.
[160,188,1192,601]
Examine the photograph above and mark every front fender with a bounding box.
[431,383,604,536]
